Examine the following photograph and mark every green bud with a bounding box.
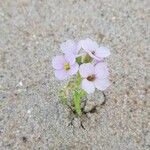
[76,56,82,65]
[81,54,92,63]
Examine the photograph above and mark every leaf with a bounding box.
[73,91,82,116]
[59,89,68,105]
[79,89,87,98]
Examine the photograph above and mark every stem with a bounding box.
[76,72,81,86]
[73,91,82,116]
[73,72,82,116]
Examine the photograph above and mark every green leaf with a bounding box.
[79,89,87,98]
[59,89,68,105]
[73,91,82,116]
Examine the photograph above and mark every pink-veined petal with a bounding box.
[81,79,95,94]
[77,40,82,51]
[94,78,110,91]
[54,69,69,80]
[92,59,104,65]
[64,53,75,65]
[95,62,109,78]
[95,46,110,58]
[52,55,65,69]
[79,63,95,78]
[79,38,99,52]
[60,40,78,55]
[68,63,79,75]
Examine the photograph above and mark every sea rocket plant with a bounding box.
[52,38,110,116]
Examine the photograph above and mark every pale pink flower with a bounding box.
[60,40,79,56]
[79,63,110,94]
[78,38,110,61]
[52,53,79,80]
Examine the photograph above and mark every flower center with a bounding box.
[87,75,96,81]
[64,63,70,71]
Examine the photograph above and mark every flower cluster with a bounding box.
[52,38,110,94]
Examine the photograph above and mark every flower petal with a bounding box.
[54,69,69,80]
[68,63,79,75]
[87,50,101,61]
[77,40,82,51]
[79,38,99,52]
[65,53,75,65]
[52,55,65,69]
[95,62,109,78]
[81,79,95,94]
[92,59,104,65]
[94,78,110,91]
[95,46,110,58]
[79,63,95,78]
[60,40,78,55]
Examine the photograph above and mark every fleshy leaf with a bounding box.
[73,91,82,116]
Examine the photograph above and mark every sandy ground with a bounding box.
[0,0,150,149]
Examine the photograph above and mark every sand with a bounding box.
[0,0,149,149]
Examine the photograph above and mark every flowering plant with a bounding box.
[52,38,110,116]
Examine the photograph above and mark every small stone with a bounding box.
[19,81,23,86]
[16,81,23,87]
[27,109,31,114]
[112,16,116,20]
[22,136,27,143]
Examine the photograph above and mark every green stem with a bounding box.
[73,72,82,116]
[73,91,82,116]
